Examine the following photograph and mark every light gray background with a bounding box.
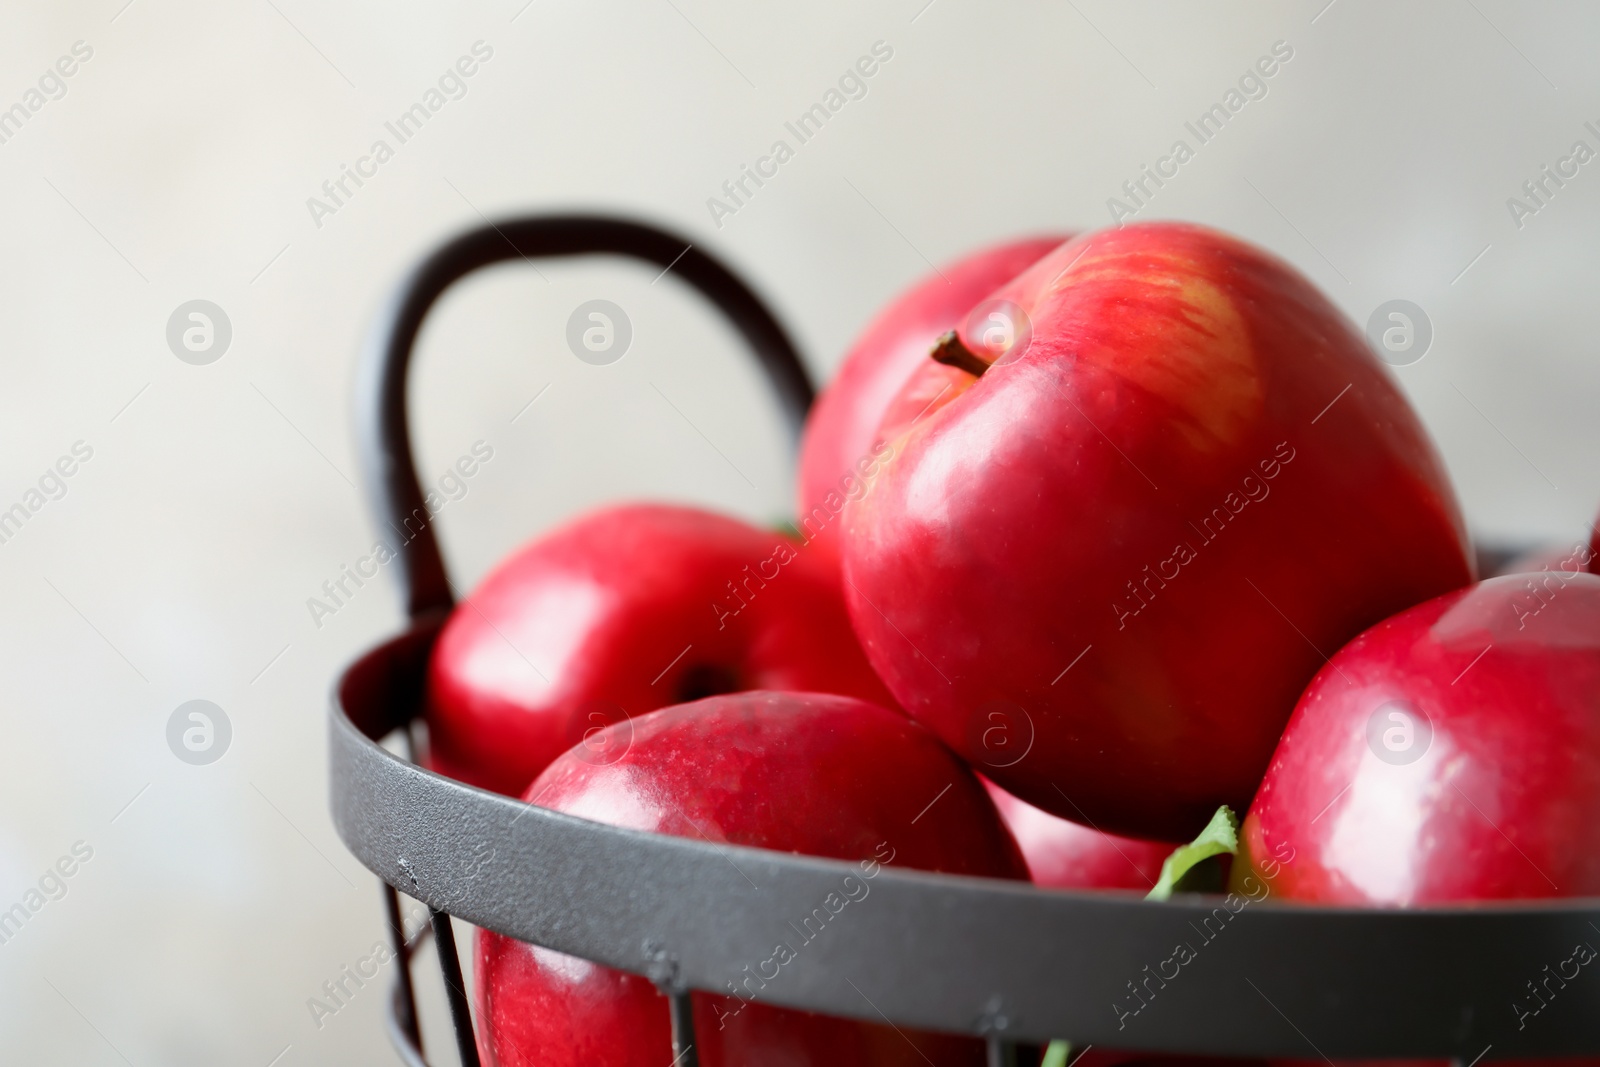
[1,1,1595,1062]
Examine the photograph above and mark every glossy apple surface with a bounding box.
[842,222,1474,841]
[476,690,1027,1067]
[796,236,1066,566]
[982,778,1171,891]
[1235,572,1600,903]
[428,504,895,796]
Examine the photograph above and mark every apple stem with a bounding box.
[929,330,990,377]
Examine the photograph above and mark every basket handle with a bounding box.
[356,214,816,620]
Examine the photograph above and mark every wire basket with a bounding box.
[329,214,1600,1067]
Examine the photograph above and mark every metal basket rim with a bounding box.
[331,616,1600,1059]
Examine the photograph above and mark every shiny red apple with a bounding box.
[428,504,895,796]
[982,779,1170,891]
[1235,571,1600,903]
[476,690,1028,1066]
[796,235,1066,567]
[842,222,1474,841]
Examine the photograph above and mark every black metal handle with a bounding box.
[352,214,814,1066]
[355,214,816,620]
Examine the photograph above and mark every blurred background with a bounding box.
[1,0,1597,1062]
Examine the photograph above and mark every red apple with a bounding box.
[428,504,895,796]
[841,222,1474,841]
[796,236,1067,567]
[1235,571,1600,903]
[476,690,1028,1066]
[982,779,1171,891]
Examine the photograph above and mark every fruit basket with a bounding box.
[330,215,1600,1067]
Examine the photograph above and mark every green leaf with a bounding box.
[1037,808,1241,1061]
[1041,1039,1071,1067]
[1144,805,1239,902]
